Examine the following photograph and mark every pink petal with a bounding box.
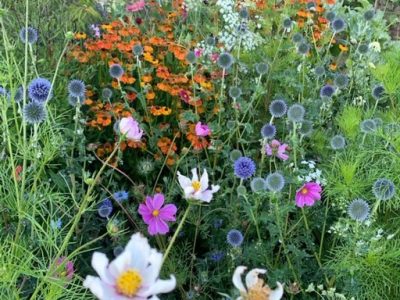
[152,193,165,210]
[278,153,289,160]
[265,145,272,156]
[148,218,169,236]
[295,193,306,207]
[304,197,316,206]
[159,204,177,221]
[144,196,155,211]
[307,190,321,200]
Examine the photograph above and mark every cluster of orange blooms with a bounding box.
[68,1,215,166]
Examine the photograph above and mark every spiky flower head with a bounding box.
[68,95,84,106]
[250,177,266,193]
[297,43,310,55]
[19,27,38,44]
[331,18,346,32]
[98,198,113,218]
[372,178,396,201]
[372,85,385,100]
[234,157,256,180]
[217,53,234,69]
[23,101,47,124]
[14,86,24,103]
[137,158,155,176]
[0,86,10,101]
[287,104,305,122]
[255,62,269,75]
[314,66,325,77]
[269,99,287,118]
[261,123,276,139]
[326,11,336,22]
[28,77,53,103]
[358,43,369,54]
[132,44,144,56]
[330,135,346,150]
[109,64,124,79]
[364,10,375,21]
[292,33,304,44]
[102,88,113,99]
[67,79,86,98]
[299,120,313,136]
[227,229,244,247]
[229,86,242,99]
[360,119,377,133]
[206,36,216,46]
[265,172,285,192]
[348,199,370,221]
[283,18,293,29]
[230,149,242,162]
[334,74,349,88]
[186,51,197,64]
[320,84,336,98]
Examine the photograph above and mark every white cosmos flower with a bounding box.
[232,266,284,300]
[83,233,176,300]
[177,168,220,203]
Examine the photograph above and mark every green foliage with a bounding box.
[336,106,362,140]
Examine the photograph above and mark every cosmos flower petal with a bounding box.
[197,190,213,203]
[83,276,124,300]
[152,193,165,210]
[159,204,177,221]
[211,185,220,193]
[232,266,247,294]
[177,172,192,189]
[191,168,199,182]
[199,169,209,192]
[140,276,176,297]
[91,252,114,284]
[245,268,267,289]
[270,282,284,300]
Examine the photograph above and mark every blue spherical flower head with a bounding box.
[132,44,144,56]
[19,27,38,44]
[348,199,370,222]
[269,99,287,118]
[326,11,336,22]
[14,86,24,103]
[358,43,369,54]
[330,135,346,150]
[360,119,377,133]
[229,86,242,99]
[287,104,305,122]
[234,157,256,179]
[265,172,285,192]
[261,123,276,139]
[372,85,385,100]
[98,198,113,218]
[334,74,349,88]
[28,77,53,103]
[255,63,269,75]
[364,10,375,21]
[320,84,336,98]
[68,95,84,106]
[283,18,293,30]
[299,120,313,136]
[113,190,129,202]
[314,66,325,77]
[331,18,346,33]
[109,64,124,79]
[186,51,197,64]
[372,178,396,201]
[227,229,244,247]
[0,86,10,101]
[292,33,304,44]
[102,88,113,100]
[250,177,266,193]
[217,53,234,69]
[297,43,310,55]
[23,101,47,124]
[210,251,225,262]
[68,79,86,98]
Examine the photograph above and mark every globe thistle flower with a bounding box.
[287,104,305,122]
[229,86,242,99]
[326,11,336,22]
[210,251,225,262]
[292,33,304,44]
[137,158,155,176]
[331,18,346,33]
[364,10,375,21]
[230,149,242,162]
[186,51,197,64]
[348,199,370,221]
[113,190,129,203]
[0,86,10,100]
[330,135,346,150]
[297,43,310,55]
[360,119,377,133]
[217,53,234,69]
[255,62,269,75]
[23,101,47,124]
[372,178,396,201]
[320,84,336,98]
[314,66,325,77]
[28,77,53,102]
[206,36,216,46]
[101,88,113,100]
[14,86,24,103]
[283,18,293,30]
[109,64,124,79]
[250,177,266,193]
[384,123,400,136]
[334,74,349,88]
[299,120,313,136]
[68,95,84,106]
[234,157,256,180]
[265,173,285,193]
[67,79,86,98]
[358,43,369,54]
[19,27,38,44]
[227,229,244,247]
[269,99,287,118]
[373,118,383,128]
[98,198,113,218]
[261,123,276,139]
[132,44,144,56]
[372,85,385,100]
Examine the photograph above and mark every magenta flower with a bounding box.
[194,48,204,58]
[126,0,145,12]
[138,193,177,236]
[55,257,75,280]
[265,139,289,161]
[295,182,322,207]
[195,122,211,137]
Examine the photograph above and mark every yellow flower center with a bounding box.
[245,279,271,300]
[115,269,142,297]
[152,210,160,217]
[192,180,201,192]
[301,187,308,195]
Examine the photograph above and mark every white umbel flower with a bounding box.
[177,168,220,203]
[83,233,176,300]
[232,266,284,300]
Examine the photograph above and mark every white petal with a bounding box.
[232,266,247,294]
[138,276,176,297]
[108,249,131,279]
[191,168,199,182]
[91,252,114,284]
[211,185,220,193]
[197,190,213,203]
[149,296,160,300]
[83,275,124,300]
[270,282,284,300]
[199,169,209,192]
[245,268,267,289]
[184,186,195,198]
[141,250,163,285]
[124,233,151,271]
[177,172,192,189]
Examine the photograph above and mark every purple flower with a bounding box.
[295,182,322,207]
[195,122,211,137]
[265,139,289,161]
[138,193,177,236]
[234,157,256,180]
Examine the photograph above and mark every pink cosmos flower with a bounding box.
[55,257,75,281]
[195,122,211,137]
[265,139,289,161]
[126,0,145,12]
[194,48,204,58]
[119,116,143,141]
[295,182,322,207]
[138,193,177,236]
